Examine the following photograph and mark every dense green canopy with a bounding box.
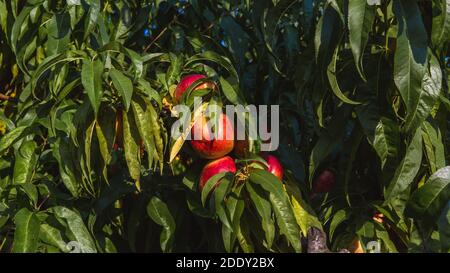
[0,0,449,253]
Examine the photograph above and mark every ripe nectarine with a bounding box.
[190,113,234,159]
[174,74,216,103]
[262,154,283,180]
[199,156,237,191]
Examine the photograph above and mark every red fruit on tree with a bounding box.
[199,156,237,191]
[313,169,335,193]
[190,113,234,159]
[262,154,284,180]
[173,74,216,103]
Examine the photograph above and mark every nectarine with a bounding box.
[174,74,216,103]
[190,113,234,159]
[199,156,237,191]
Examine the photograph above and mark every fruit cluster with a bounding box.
[173,74,286,192]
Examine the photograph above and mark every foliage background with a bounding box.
[0,0,449,253]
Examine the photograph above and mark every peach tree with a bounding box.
[0,0,449,253]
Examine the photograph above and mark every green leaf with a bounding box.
[46,13,71,56]
[422,121,446,173]
[431,0,450,50]
[21,183,38,207]
[82,58,104,116]
[329,209,349,240]
[10,6,33,56]
[249,169,301,252]
[221,225,236,253]
[81,120,96,193]
[131,95,164,171]
[40,223,68,252]
[385,128,423,202]
[222,182,245,252]
[110,68,133,111]
[393,0,428,125]
[348,0,375,81]
[214,175,233,230]
[112,5,130,42]
[356,220,375,240]
[186,51,238,80]
[236,217,255,253]
[375,225,398,253]
[437,201,450,252]
[122,109,141,182]
[309,106,351,182]
[137,79,162,110]
[12,208,40,253]
[404,52,442,133]
[0,126,27,154]
[51,136,79,197]
[284,179,322,237]
[95,106,116,182]
[246,182,275,248]
[84,0,100,40]
[405,166,450,221]
[327,40,361,105]
[166,53,183,86]
[355,87,401,171]
[225,183,245,235]
[147,102,165,172]
[373,117,401,169]
[439,94,450,112]
[99,42,144,79]
[13,140,37,185]
[315,4,341,71]
[219,76,245,105]
[28,54,81,101]
[201,172,228,206]
[52,206,97,253]
[146,196,176,253]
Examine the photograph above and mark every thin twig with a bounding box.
[143,15,179,53]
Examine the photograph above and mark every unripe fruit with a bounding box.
[174,74,216,103]
[199,156,237,191]
[262,154,283,180]
[190,113,234,159]
[312,169,335,193]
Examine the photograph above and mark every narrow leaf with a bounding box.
[146,196,176,253]
[385,128,423,201]
[348,0,375,81]
[393,0,428,122]
[52,206,97,253]
[122,109,141,182]
[110,69,133,111]
[82,59,104,116]
[13,140,37,185]
[405,166,450,221]
[249,169,301,252]
[12,208,40,253]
